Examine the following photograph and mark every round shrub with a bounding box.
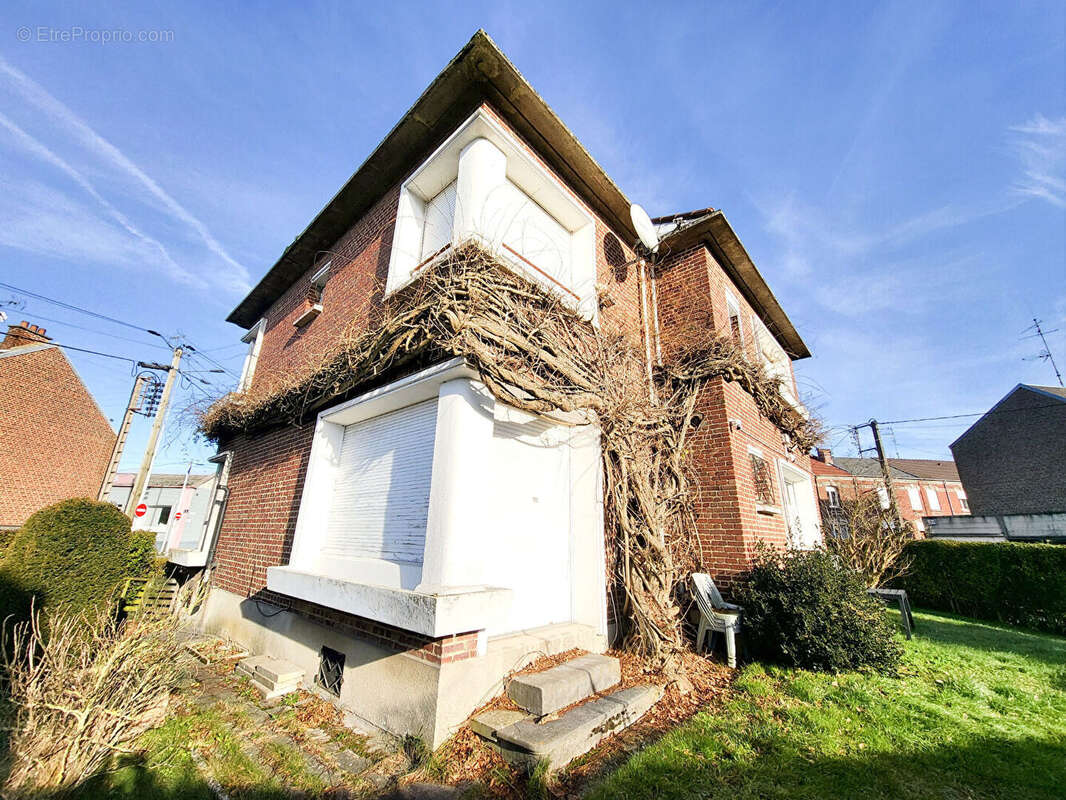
[734,547,903,673]
[0,498,158,621]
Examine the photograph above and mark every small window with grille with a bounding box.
[750,453,776,505]
[316,645,345,696]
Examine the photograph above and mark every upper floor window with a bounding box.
[826,485,840,508]
[956,489,969,511]
[294,261,331,328]
[925,487,941,511]
[726,290,743,345]
[907,486,923,511]
[387,109,597,319]
[876,486,890,510]
[752,316,796,404]
[237,318,266,393]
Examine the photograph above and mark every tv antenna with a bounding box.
[1021,317,1063,387]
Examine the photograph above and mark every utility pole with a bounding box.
[125,347,183,516]
[98,374,148,502]
[852,418,900,519]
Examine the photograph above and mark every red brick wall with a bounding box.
[654,245,812,590]
[0,345,115,528]
[813,471,968,535]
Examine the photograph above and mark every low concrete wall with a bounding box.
[198,587,442,744]
[195,587,606,748]
[925,512,1066,542]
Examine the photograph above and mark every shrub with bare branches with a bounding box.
[1,604,182,797]
[200,244,821,674]
[823,490,915,588]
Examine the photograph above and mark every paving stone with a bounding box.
[333,748,371,774]
[469,709,529,741]
[506,653,620,715]
[496,684,662,770]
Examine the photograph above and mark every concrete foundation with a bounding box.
[196,586,605,748]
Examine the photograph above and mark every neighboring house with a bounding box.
[811,449,967,535]
[0,321,115,530]
[950,384,1066,516]
[108,471,214,551]
[193,31,818,746]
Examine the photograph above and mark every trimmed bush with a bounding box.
[735,548,902,673]
[895,540,1066,635]
[0,498,158,621]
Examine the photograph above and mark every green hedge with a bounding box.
[0,498,158,622]
[895,540,1066,635]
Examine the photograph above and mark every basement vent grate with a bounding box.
[317,646,345,697]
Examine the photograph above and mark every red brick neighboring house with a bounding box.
[0,321,116,529]
[196,31,819,746]
[811,448,968,536]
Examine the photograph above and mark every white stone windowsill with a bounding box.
[266,566,512,638]
[168,548,209,567]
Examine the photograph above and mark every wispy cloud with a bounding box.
[1008,113,1066,208]
[0,53,250,294]
[0,112,202,289]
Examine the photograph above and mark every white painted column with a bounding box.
[418,378,496,594]
[454,137,507,246]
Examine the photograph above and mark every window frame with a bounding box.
[237,318,266,393]
[925,487,941,512]
[826,485,840,509]
[907,485,923,512]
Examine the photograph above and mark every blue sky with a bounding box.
[1,0,1063,472]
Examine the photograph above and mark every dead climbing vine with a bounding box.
[201,242,820,677]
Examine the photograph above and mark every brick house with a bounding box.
[811,448,967,536]
[950,384,1066,515]
[193,31,818,746]
[0,321,116,530]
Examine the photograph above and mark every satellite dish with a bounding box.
[630,204,660,254]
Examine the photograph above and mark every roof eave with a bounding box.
[227,30,636,329]
[659,210,811,360]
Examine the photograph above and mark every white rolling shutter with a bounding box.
[323,399,437,564]
[420,182,456,261]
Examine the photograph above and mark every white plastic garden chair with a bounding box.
[691,572,743,668]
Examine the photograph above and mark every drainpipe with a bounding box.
[638,259,657,403]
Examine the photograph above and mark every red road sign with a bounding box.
[134,503,147,518]
[175,512,182,521]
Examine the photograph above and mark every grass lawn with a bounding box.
[588,610,1066,799]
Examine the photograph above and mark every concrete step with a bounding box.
[469,709,530,742]
[251,675,301,701]
[506,653,620,716]
[495,684,662,770]
[237,654,305,700]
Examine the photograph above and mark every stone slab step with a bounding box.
[251,675,300,701]
[506,653,620,716]
[469,709,530,741]
[495,684,662,770]
[255,658,303,685]
[235,655,272,678]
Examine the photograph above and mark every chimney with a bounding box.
[0,320,52,351]
[814,447,833,465]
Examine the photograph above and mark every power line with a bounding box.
[0,280,151,333]
[18,307,171,350]
[854,400,1066,427]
